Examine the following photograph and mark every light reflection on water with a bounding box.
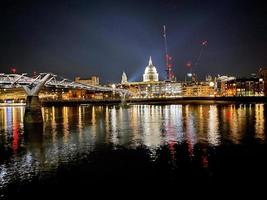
[0,104,266,192]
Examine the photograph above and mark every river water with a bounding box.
[0,104,267,198]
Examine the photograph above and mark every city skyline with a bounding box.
[0,0,266,83]
[1,1,267,195]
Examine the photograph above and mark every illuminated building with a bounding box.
[120,81,182,98]
[121,72,128,84]
[225,77,264,96]
[75,76,99,86]
[136,82,182,98]
[215,75,236,96]
[0,88,26,103]
[185,72,197,83]
[206,75,213,82]
[117,56,182,98]
[182,83,215,97]
[191,73,197,83]
[143,56,159,82]
[258,68,267,96]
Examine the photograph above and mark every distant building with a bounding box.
[186,73,197,83]
[117,56,183,98]
[182,83,215,97]
[258,68,267,96]
[121,72,128,84]
[120,81,182,98]
[205,75,213,82]
[215,75,236,96]
[191,73,197,83]
[75,76,99,86]
[143,56,159,82]
[224,77,264,96]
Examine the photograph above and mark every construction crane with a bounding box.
[185,40,208,80]
[163,25,175,81]
[195,40,208,68]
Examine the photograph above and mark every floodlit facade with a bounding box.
[182,83,215,96]
[215,75,236,96]
[119,81,182,98]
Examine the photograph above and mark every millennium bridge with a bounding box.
[0,73,129,124]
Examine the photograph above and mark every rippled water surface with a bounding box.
[0,104,267,198]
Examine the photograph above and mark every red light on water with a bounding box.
[202,155,209,168]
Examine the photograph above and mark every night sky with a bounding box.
[0,0,266,83]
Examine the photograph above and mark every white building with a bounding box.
[121,72,128,84]
[143,56,159,82]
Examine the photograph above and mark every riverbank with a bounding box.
[41,96,267,106]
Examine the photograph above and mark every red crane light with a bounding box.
[186,61,192,68]
[201,40,208,46]
[11,67,16,74]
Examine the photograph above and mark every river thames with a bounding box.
[0,104,267,198]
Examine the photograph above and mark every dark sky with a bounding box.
[0,0,266,83]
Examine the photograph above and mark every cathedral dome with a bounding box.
[143,56,159,82]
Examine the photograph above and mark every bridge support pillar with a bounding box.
[24,95,43,124]
[22,74,51,125]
